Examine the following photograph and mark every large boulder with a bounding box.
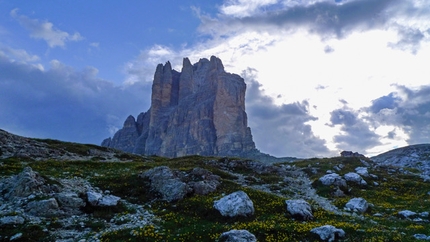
[285,199,314,221]
[187,167,220,195]
[344,172,367,186]
[26,198,62,217]
[214,191,254,217]
[345,197,369,213]
[0,216,25,226]
[3,167,49,200]
[218,229,257,242]
[140,166,188,202]
[311,225,346,242]
[319,173,347,188]
[355,167,369,177]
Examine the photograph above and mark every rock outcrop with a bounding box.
[285,199,314,221]
[102,56,257,158]
[213,191,255,217]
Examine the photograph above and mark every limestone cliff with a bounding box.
[102,56,257,158]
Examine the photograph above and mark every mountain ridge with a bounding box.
[102,56,259,158]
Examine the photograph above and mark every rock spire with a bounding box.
[102,56,257,158]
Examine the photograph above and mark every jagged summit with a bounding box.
[102,56,258,158]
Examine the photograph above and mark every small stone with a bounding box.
[311,225,345,242]
[414,234,430,240]
[10,233,23,241]
[218,229,257,242]
[398,210,417,219]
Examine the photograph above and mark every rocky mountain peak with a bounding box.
[102,56,258,158]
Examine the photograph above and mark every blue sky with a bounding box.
[1,0,430,158]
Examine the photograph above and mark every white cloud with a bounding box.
[0,47,40,62]
[10,9,83,48]
[220,0,279,17]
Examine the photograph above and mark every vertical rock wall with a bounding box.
[102,56,257,158]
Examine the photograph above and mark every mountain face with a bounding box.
[371,144,430,176]
[102,56,257,158]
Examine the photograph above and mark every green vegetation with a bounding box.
[1,153,430,241]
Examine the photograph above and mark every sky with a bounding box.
[1,0,430,158]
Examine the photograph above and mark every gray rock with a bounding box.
[140,166,188,202]
[188,167,220,195]
[414,234,430,240]
[398,210,417,219]
[218,229,257,242]
[102,56,258,158]
[10,233,23,241]
[56,192,85,209]
[355,167,369,177]
[99,194,121,206]
[420,212,429,218]
[311,225,345,242]
[319,173,347,188]
[285,199,314,221]
[87,191,103,206]
[0,216,25,226]
[26,198,61,217]
[214,191,254,217]
[87,191,121,206]
[344,172,367,186]
[4,167,47,199]
[345,198,368,213]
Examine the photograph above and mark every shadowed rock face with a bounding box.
[102,56,257,158]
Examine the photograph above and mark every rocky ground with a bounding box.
[1,129,430,241]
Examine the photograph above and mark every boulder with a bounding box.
[398,210,418,219]
[414,234,430,240]
[319,173,347,188]
[189,180,218,195]
[0,216,25,226]
[355,167,369,177]
[345,197,368,213]
[87,191,121,206]
[218,229,257,242]
[99,194,121,206]
[140,166,188,202]
[55,192,85,209]
[344,172,367,186]
[214,191,254,217]
[4,167,47,199]
[188,167,221,195]
[310,225,345,242]
[87,191,103,206]
[285,199,314,221]
[26,198,62,217]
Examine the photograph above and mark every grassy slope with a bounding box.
[1,143,430,241]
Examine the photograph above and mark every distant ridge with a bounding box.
[371,144,430,176]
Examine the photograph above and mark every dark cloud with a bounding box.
[388,26,427,54]
[242,68,332,158]
[329,107,381,152]
[324,45,334,53]
[367,85,430,144]
[199,0,429,53]
[0,53,151,144]
[369,93,400,113]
